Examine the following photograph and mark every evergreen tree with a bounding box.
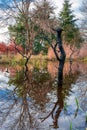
[58,0,82,48]
[8,12,41,54]
[8,14,26,50]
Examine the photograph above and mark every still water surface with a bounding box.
[0,61,87,130]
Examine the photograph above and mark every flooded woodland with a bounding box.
[0,0,87,129]
[0,60,87,130]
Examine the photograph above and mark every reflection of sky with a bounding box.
[0,0,12,9]
[0,65,87,129]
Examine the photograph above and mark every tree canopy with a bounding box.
[58,0,82,48]
[8,0,57,55]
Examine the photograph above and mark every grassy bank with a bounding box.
[0,54,87,66]
[0,54,48,66]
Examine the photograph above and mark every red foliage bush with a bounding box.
[0,42,7,52]
[0,42,23,54]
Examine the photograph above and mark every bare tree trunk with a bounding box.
[13,40,32,66]
[52,28,66,86]
[58,44,66,86]
[41,85,64,128]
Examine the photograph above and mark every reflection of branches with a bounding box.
[0,65,54,129]
[0,101,16,126]
[0,67,36,130]
[41,100,59,122]
[41,87,63,128]
[40,69,80,128]
[17,96,34,130]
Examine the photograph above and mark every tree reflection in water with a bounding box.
[0,62,82,130]
[0,64,54,130]
[41,62,80,129]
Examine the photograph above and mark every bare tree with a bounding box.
[32,0,57,31]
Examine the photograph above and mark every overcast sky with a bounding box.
[0,0,83,43]
[53,0,83,18]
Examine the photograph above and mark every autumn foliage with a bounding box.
[0,42,23,54]
[0,42,7,52]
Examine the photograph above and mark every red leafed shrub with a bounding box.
[0,42,7,52]
[15,45,23,52]
[0,42,23,54]
[8,43,23,53]
[7,43,16,52]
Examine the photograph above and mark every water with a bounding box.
[0,61,87,130]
